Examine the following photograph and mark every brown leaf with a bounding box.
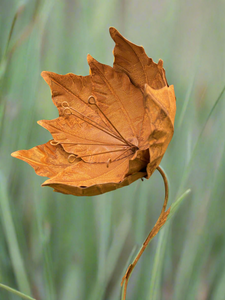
[11,27,176,196]
[11,140,79,178]
[142,83,176,178]
[110,27,168,90]
[43,157,147,196]
[41,72,92,117]
[87,54,145,143]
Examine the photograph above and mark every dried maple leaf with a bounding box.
[11,27,176,197]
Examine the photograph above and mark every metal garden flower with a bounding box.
[11,27,176,197]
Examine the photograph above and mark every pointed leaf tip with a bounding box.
[11,150,27,160]
[11,150,25,160]
[37,120,46,129]
[41,71,51,79]
[41,71,52,85]
[41,71,47,77]
[87,54,93,64]
[11,151,18,158]
[109,26,117,36]
[87,54,99,68]
[158,59,163,67]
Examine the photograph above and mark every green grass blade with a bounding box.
[147,226,169,300]
[168,189,191,221]
[33,192,56,300]
[0,283,36,300]
[176,83,225,195]
[212,268,225,300]
[145,189,190,299]
[120,245,138,300]
[0,172,32,296]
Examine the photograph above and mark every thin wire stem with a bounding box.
[77,148,131,159]
[64,105,127,144]
[121,166,170,300]
[93,101,132,147]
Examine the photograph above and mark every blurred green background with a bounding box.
[1,0,225,299]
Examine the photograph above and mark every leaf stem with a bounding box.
[120,166,170,300]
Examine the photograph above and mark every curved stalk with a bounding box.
[121,166,170,300]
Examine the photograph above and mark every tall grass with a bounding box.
[1,0,225,299]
